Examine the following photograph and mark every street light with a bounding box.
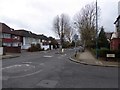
[49,40,51,50]
[96,0,98,59]
[74,34,78,57]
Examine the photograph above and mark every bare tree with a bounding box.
[53,15,60,38]
[53,14,73,43]
[64,26,74,43]
[74,2,100,47]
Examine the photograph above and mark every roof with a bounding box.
[114,15,120,24]
[105,32,113,39]
[0,22,18,35]
[0,22,49,40]
[14,30,38,38]
[37,34,48,40]
[14,30,48,40]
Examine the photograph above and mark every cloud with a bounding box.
[0,0,119,38]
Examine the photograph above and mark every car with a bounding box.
[79,46,85,52]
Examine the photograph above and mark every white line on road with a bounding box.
[1,64,33,70]
[22,62,32,64]
[39,63,44,66]
[95,61,103,65]
[10,70,42,79]
[1,69,42,80]
[43,56,53,58]
[0,76,9,81]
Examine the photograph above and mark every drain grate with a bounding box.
[36,80,58,88]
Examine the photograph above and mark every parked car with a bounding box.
[79,46,85,52]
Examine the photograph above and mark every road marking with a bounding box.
[39,63,44,66]
[0,76,9,80]
[43,56,53,58]
[2,64,32,70]
[61,54,66,57]
[95,61,103,65]
[10,70,42,79]
[22,62,32,64]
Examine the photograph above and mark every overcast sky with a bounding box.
[0,0,119,38]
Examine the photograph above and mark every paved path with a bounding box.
[70,50,118,67]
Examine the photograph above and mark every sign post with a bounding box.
[74,34,78,57]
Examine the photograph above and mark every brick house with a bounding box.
[0,22,21,54]
[0,22,53,55]
[111,15,120,51]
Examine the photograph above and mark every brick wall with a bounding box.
[3,46,21,53]
[111,38,120,50]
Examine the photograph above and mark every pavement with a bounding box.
[0,53,20,59]
[70,50,119,67]
[0,49,119,67]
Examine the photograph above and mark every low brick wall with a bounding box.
[3,46,21,53]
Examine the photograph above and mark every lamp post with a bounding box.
[96,0,98,59]
[49,40,51,50]
[74,34,78,57]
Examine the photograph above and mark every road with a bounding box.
[2,49,118,88]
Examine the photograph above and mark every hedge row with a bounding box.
[27,44,44,52]
[91,48,120,58]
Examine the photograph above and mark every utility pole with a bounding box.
[60,16,64,53]
[96,0,98,59]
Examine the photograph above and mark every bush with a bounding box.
[109,50,120,58]
[27,44,43,52]
[91,48,109,58]
[98,48,109,57]
[91,48,120,59]
[62,41,71,48]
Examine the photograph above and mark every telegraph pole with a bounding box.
[96,0,98,59]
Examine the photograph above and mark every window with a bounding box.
[12,35,20,40]
[12,43,19,47]
[3,43,11,46]
[0,33,3,38]
[3,33,11,38]
[0,39,2,47]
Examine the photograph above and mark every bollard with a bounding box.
[62,49,64,53]
[75,51,77,57]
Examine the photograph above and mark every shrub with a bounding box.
[110,50,120,58]
[62,41,71,48]
[27,44,43,52]
[91,48,120,59]
[98,48,109,57]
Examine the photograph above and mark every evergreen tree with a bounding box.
[98,26,109,49]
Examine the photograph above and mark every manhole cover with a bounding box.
[36,80,58,88]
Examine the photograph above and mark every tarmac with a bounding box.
[70,50,119,67]
[0,50,119,67]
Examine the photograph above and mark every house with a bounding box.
[0,22,21,55]
[111,15,120,51]
[14,30,41,49]
[14,30,51,50]
[0,22,55,55]
[105,32,113,42]
[37,34,50,50]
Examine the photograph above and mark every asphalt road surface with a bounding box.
[1,48,118,88]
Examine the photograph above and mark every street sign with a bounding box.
[74,34,78,41]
